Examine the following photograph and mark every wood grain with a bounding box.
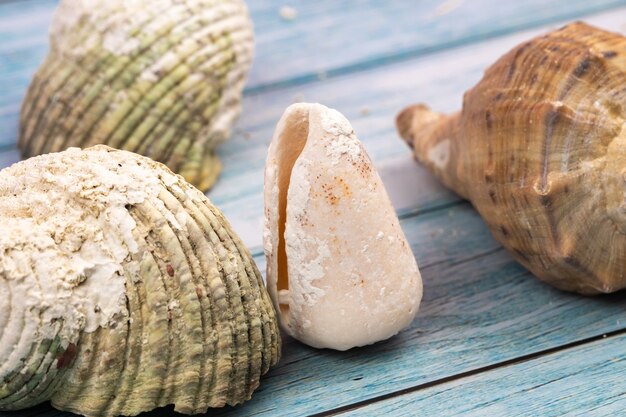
[0,148,19,168]
[343,331,626,417]
[245,0,626,92]
[188,7,626,251]
[2,2,626,417]
[12,202,626,417]
[2,0,626,148]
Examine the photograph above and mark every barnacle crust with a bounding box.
[0,146,279,416]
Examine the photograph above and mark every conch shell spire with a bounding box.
[397,105,468,200]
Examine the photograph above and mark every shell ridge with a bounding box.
[204,222,258,401]
[81,201,152,413]
[197,205,250,404]
[99,285,135,415]
[223,220,278,378]
[201,201,272,397]
[164,190,221,410]
[0,269,49,404]
[129,201,181,410]
[143,198,206,411]
[0,319,49,407]
[57,4,198,152]
[128,246,172,410]
[14,333,64,408]
[183,201,235,406]
[18,1,131,151]
[0,279,12,360]
[155,187,212,412]
[31,337,69,408]
[19,56,62,154]
[77,26,207,153]
[199,196,276,402]
[50,329,101,412]
[103,267,148,415]
[104,15,238,154]
[23,0,175,156]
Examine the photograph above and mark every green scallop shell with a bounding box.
[19,0,254,191]
[0,146,280,416]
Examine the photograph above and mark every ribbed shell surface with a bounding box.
[459,22,626,294]
[19,0,254,192]
[0,146,280,416]
[399,22,626,294]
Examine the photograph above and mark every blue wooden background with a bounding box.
[2,0,626,416]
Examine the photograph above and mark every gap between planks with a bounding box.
[5,7,626,254]
[2,4,626,416]
[317,328,626,416]
[3,0,626,95]
[243,0,626,95]
[15,228,506,417]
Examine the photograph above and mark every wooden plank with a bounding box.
[16,200,626,417]
[0,148,20,168]
[8,201,626,417]
[3,0,626,87]
[343,332,626,417]
[2,0,626,148]
[154,205,626,416]
[187,6,626,251]
[245,0,626,92]
[5,7,626,251]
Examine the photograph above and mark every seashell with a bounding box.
[264,103,423,351]
[19,0,254,192]
[397,22,626,295]
[0,146,280,416]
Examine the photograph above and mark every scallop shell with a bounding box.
[19,0,254,192]
[264,103,423,351]
[397,22,626,294]
[0,146,279,416]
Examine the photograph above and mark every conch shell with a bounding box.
[0,146,279,416]
[397,22,626,295]
[264,103,423,351]
[19,0,254,192]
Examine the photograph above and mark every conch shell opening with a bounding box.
[274,106,310,326]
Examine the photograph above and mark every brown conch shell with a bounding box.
[0,146,279,416]
[397,22,626,295]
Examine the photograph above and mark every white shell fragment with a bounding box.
[264,103,423,351]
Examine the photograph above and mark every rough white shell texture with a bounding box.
[264,103,423,351]
[0,146,279,417]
